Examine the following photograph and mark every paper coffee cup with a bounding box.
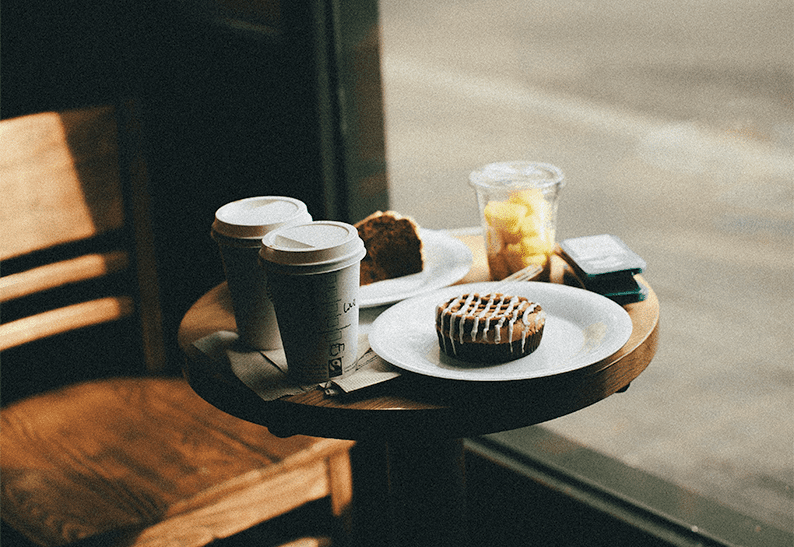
[211,196,312,349]
[260,221,366,384]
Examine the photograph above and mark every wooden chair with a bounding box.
[0,104,354,547]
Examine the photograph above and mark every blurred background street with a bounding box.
[378,0,793,531]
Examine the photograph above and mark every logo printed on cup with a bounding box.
[320,275,347,378]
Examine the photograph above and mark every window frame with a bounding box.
[465,427,792,547]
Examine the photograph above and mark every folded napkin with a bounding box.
[192,331,401,401]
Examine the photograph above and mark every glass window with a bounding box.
[379,0,793,535]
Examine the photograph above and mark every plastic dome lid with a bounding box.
[260,221,366,274]
[469,161,565,189]
[212,196,311,239]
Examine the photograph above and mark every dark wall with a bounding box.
[134,2,333,364]
[1,0,147,118]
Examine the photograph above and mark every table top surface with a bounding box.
[179,233,659,441]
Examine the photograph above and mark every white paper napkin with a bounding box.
[192,331,401,401]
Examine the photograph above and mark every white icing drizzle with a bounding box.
[457,293,476,345]
[439,297,458,355]
[471,293,497,341]
[520,303,541,351]
[493,295,519,345]
[438,293,543,356]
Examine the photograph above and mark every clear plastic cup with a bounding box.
[469,161,565,280]
[211,196,312,349]
[260,221,366,384]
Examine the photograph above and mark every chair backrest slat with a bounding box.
[0,108,125,261]
[0,251,130,303]
[0,297,135,352]
[0,104,166,374]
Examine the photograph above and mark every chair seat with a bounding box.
[0,377,354,547]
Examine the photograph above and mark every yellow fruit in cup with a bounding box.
[509,189,548,214]
[517,213,545,237]
[484,189,554,278]
[484,200,527,244]
[519,233,553,255]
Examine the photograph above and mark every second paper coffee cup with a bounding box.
[260,221,366,384]
[212,196,312,349]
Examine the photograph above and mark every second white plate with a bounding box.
[369,282,632,381]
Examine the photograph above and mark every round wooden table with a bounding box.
[178,234,659,547]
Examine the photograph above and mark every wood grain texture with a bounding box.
[0,106,143,358]
[0,296,135,351]
[0,107,124,261]
[0,378,354,546]
[0,252,129,303]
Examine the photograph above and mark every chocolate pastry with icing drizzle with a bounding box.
[435,293,546,363]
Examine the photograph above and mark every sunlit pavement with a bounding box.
[379,0,794,531]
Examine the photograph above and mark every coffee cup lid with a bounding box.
[260,221,366,273]
[212,196,312,239]
[469,161,565,189]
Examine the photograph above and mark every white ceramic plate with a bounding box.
[359,229,473,308]
[369,282,632,381]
